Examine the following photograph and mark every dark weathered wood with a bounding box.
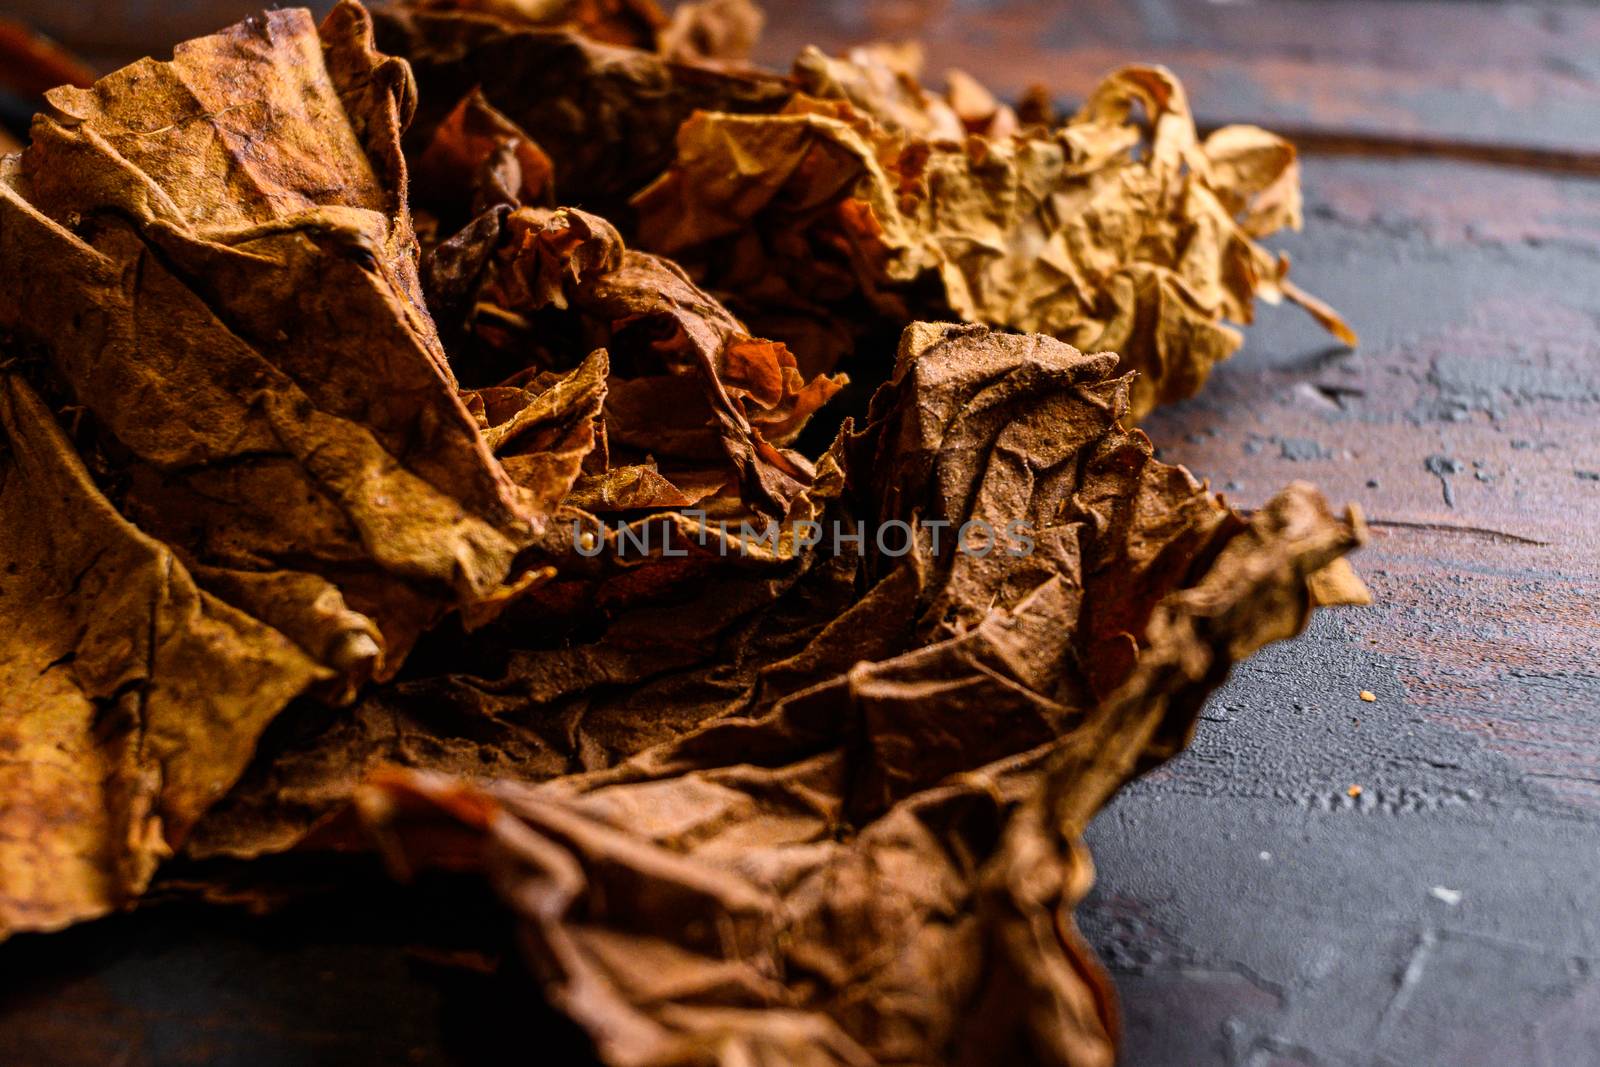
[758,0,1600,157]
[16,0,1600,161]
[13,0,1600,159]
[1084,150,1600,1065]
[0,864,598,1066]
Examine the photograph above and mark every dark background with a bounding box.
[2,1,1599,1064]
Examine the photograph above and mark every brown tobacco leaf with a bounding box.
[633,59,1357,419]
[407,0,669,49]
[0,3,539,687]
[0,375,325,938]
[370,1,792,213]
[659,0,767,65]
[427,203,844,514]
[190,476,861,860]
[412,88,556,231]
[400,0,763,63]
[564,461,729,512]
[792,42,996,141]
[0,18,1370,1063]
[342,323,1365,1066]
[466,348,611,514]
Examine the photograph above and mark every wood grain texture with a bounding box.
[1084,149,1600,1065]
[757,0,1600,158]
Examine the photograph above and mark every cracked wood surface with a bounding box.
[756,0,1600,161]
[2,1,1599,1065]
[1077,145,1600,1065]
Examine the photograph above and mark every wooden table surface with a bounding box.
[2,1,1599,1064]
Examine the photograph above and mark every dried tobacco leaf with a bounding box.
[411,87,556,234]
[192,384,853,859]
[187,534,862,859]
[0,2,541,689]
[424,199,845,514]
[789,41,989,141]
[632,56,1357,418]
[371,1,791,215]
[188,459,863,859]
[408,0,669,49]
[349,323,1367,1067]
[193,322,1367,871]
[0,9,1370,1063]
[402,0,763,62]
[0,375,325,936]
[658,0,766,65]
[374,4,1351,419]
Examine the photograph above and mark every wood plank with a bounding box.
[11,0,1600,159]
[0,865,592,1067]
[757,0,1600,157]
[1081,150,1600,1063]
[1138,151,1600,804]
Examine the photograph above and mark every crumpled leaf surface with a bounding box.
[0,375,326,936]
[350,322,1367,1067]
[188,527,861,858]
[632,55,1357,418]
[411,87,556,238]
[409,0,669,49]
[0,0,554,934]
[658,0,766,65]
[403,0,764,63]
[425,200,844,514]
[0,2,538,689]
[371,1,791,214]
[2,7,1369,1065]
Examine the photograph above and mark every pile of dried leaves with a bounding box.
[0,2,1366,1063]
